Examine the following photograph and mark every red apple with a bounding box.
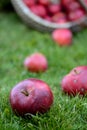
[52,29,72,46]
[44,15,52,22]
[61,66,87,96]
[61,0,75,6]
[68,8,86,21]
[30,5,47,18]
[10,78,53,116]
[65,1,81,12]
[84,0,87,5]
[38,0,50,6]
[48,4,61,15]
[23,0,36,7]
[70,66,87,74]
[24,53,48,73]
[52,12,67,23]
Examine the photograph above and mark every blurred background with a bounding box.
[0,0,12,11]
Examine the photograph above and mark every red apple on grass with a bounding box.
[52,29,72,46]
[10,78,53,116]
[70,66,87,74]
[61,66,87,96]
[24,53,48,73]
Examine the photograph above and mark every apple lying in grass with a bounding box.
[10,78,53,116]
[52,29,72,46]
[61,66,87,96]
[24,53,48,73]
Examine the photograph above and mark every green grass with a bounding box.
[0,12,87,130]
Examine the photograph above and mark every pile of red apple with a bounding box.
[23,0,86,23]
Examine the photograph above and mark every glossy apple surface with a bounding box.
[61,66,87,96]
[10,78,53,116]
[24,53,48,73]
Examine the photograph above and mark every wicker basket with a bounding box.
[79,0,87,10]
[79,0,87,26]
[11,0,87,32]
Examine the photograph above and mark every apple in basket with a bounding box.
[68,8,86,22]
[47,3,61,15]
[30,5,47,18]
[24,53,48,73]
[52,12,68,23]
[61,66,87,96]
[10,78,54,116]
[23,0,36,7]
[65,1,81,12]
[38,0,50,5]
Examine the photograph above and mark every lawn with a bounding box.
[0,12,87,130]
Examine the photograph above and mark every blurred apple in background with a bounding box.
[52,29,72,46]
[24,53,48,73]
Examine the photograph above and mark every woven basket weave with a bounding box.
[11,0,87,32]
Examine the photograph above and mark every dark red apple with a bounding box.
[61,0,75,6]
[52,29,72,46]
[10,78,53,116]
[24,53,48,73]
[61,66,87,96]
[44,15,52,22]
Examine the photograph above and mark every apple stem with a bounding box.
[74,69,81,75]
[21,89,29,96]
